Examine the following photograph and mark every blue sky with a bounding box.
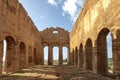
[17,0,112,61]
[19,0,85,31]
[18,0,86,60]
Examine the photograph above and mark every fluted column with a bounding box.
[48,45,53,65]
[59,45,63,65]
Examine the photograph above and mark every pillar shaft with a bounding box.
[26,47,29,67]
[83,48,87,70]
[92,43,98,74]
[74,50,77,67]
[113,39,120,75]
[48,45,53,65]
[59,45,63,65]
[15,42,20,71]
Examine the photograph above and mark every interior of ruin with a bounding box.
[0,0,120,80]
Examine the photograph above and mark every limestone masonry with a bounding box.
[0,0,120,80]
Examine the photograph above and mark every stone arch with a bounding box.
[79,43,83,68]
[53,46,59,65]
[85,38,93,70]
[4,36,16,73]
[19,42,26,69]
[44,46,48,65]
[96,28,113,74]
[62,46,68,65]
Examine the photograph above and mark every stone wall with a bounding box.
[70,0,120,78]
[40,27,70,65]
[0,0,43,74]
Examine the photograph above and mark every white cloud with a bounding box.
[48,0,57,6]
[62,13,65,16]
[62,0,85,22]
[40,16,44,19]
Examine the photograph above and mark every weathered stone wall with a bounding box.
[41,27,69,46]
[41,27,70,65]
[0,0,43,74]
[70,0,120,78]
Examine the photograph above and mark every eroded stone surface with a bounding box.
[0,0,120,80]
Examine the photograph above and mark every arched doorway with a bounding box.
[44,46,48,65]
[53,46,59,65]
[2,36,15,74]
[2,40,7,74]
[97,28,113,74]
[85,38,93,70]
[79,43,83,68]
[19,42,26,69]
[62,47,68,65]
[107,33,113,73]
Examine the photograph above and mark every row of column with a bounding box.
[47,45,67,65]
[71,40,120,75]
[0,39,38,75]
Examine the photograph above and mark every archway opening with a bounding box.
[62,47,68,65]
[107,33,113,74]
[19,42,26,69]
[2,40,7,74]
[79,43,83,68]
[97,28,113,74]
[85,38,93,70]
[44,46,48,65]
[2,36,15,74]
[53,46,59,65]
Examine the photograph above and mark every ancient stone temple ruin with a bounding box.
[0,0,120,80]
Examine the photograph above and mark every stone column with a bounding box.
[15,41,20,71]
[74,49,76,67]
[26,47,29,67]
[75,48,78,67]
[83,47,87,70]
[42,45,44,65]
[112,38,120,80]
[0,40,3,75]
[92,42,98,74]
[112,39,120,79]
[48,45,53,65]
[72,50,74,66]
[59,45,63,65]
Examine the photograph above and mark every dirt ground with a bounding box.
[0,65,116,80]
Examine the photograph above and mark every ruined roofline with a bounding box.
[19,1,40,32]
[41,27,70,33]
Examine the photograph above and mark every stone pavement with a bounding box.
[0,65,116,80]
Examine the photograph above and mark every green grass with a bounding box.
[108,58,113,71]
